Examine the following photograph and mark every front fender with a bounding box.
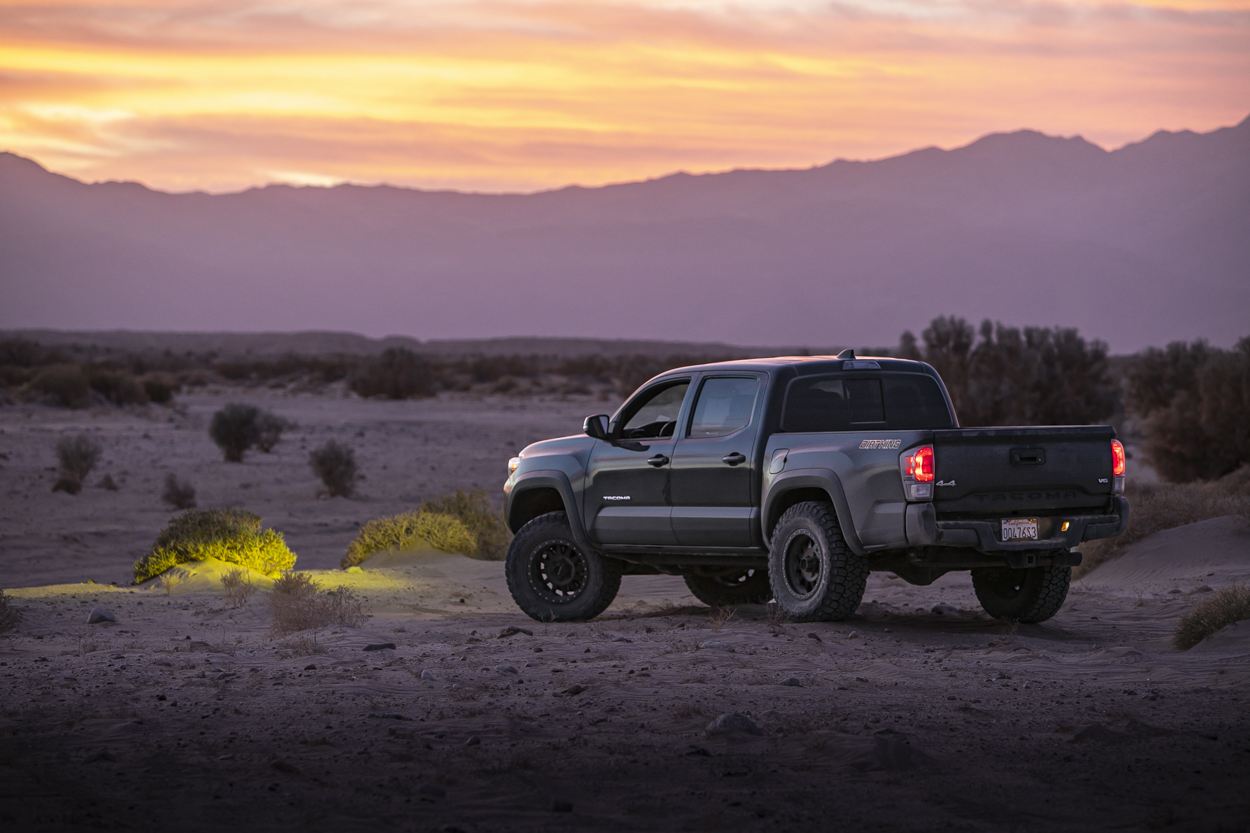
[507,469,596,555]
[761,467,866,556]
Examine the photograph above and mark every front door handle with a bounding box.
[647,454,670,468]
[722,452,746,466]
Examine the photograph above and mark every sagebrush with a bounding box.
[161,473,197,509]
[342,488,510,568]
[309,440,357,497]
[134,507,297,583]
[0,590,19,636]
[52,434,102,494]
[210,403,261,462]
[350,348,435,399]
[1076,468,1250,578]
[270,572,368,636]
[1174,585,1250,650]
[28,364,91,408]
[255,412,291,452]
[221,568,258,607]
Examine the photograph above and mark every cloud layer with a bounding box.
[2,0,1248,192]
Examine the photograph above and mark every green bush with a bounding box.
[1174,585,1250,650]
[342,510,475,568]
[28,364,91,408]
[52,434,102,494]
[350,348,434,399]
[1126,338,1250,482]
[420,488,512,559]
[86,367,149,406]
[209,403,261,462]
[896,317,1117,426]
[134,507,296,583]
[309,440,357,497]
[341,488,511,567]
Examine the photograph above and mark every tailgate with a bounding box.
[932,426,1116,516]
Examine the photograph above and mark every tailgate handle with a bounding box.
[1010,448,1045,466]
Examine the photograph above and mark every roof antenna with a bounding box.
[837,348,856,359]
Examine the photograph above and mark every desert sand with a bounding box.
[2,389,1249,832]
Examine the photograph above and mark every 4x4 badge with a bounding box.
[936,480,956,487]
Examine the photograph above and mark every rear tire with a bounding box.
[683,568,771,607]
[505,512,621,622]
[972,562,1070,623]
[768,502,868,622]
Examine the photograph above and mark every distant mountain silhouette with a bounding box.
[2,116,1247,352]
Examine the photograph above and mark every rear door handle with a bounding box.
[722,452,746,466]
[647,454,670,468]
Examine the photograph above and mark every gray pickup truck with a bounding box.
[502,352,1128,624]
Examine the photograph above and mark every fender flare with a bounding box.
[508,469,596,555]
[762,467,866,556]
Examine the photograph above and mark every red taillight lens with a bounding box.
[906,446,935,483]
[1111,440,1126,477]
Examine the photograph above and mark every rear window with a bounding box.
[781,373,953,432]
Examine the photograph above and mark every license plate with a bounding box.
[1002,518,1039,541]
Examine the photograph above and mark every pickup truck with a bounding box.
[502,352,1129,624]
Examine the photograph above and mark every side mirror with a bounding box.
[583,414,610,441]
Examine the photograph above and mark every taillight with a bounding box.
[1111,440,1125,476]
[906,446,935,483]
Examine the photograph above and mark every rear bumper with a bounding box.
[905,497,1129,552]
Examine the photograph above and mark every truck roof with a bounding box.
[655,355,940,378]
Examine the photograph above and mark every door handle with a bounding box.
[722,452,746,466]
[646,454,670,468]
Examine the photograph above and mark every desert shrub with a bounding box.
[1174,585,1250,650]
[270,572,368,636]
[52,434,102,494]
[133,507,296,583]
[350,348,434,399]
[161,473,197,509]
[0,365,33,387]
[255,412,291,452]
[420,488,511,560]
[309,441,357,497]
[0,590,19,636]
[28,364,91,408]
[896,317,1117,426]
[342,510,476,567]
[209,403,261,462]
[466,354,539,383]
[86,367,149,406]
[142,377,176,404]
[1076,469,1250,577]
[221,568,258,607]
[1126,338,1250,482]
[342,488,510,567]
[0,338,42,368]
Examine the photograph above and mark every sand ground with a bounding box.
[1,392,1248,832]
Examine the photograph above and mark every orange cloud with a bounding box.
[1,0,1247,192]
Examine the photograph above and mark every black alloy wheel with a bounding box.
[504,511,621,622]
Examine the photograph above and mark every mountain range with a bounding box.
[2,115,1247,353]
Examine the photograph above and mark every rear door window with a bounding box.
[782,373,951,432]
[687,377,759,438]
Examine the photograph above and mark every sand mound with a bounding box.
[1082,515,1250,593]
[136,558,276,595]
[354,541,473,569]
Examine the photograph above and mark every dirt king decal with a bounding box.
[859,439,902,450]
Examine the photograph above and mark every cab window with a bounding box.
[781,373,951,432]
[688,377,758,439]
[618,381,690,439]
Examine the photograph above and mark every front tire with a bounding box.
[683,568,771,607]
[971,562,1070,623]
[768,502,868,622]
[505,512,621,622]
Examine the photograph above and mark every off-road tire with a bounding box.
[768,501,868,622]
[683,568,771,607]
[505,512,621,622]
[971,562,1070,623]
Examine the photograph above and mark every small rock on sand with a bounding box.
[698,641,733,651]
[363,643,395,651]
[497,626,533,638]
[420,669,437,680]
[781,677,802,687]
[705,712,762,736]
[87,608,115,624]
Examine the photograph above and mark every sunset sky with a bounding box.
[2,0,1248,194]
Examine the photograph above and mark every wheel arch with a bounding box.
[506,470,595,554]
[762,469,866,555]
